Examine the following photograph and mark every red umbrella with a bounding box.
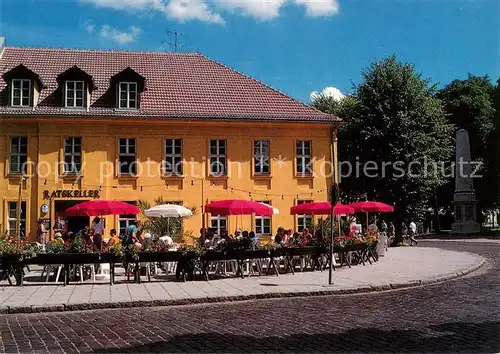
[349,201,394,213]
[204,199,273,216]
[333,203,356,215]
[290,202,356,215]
[64,200,139,217]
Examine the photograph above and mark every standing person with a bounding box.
[387,222,395,246]
[93,233,103,252]
[380,220,388,233]
[198,228,207,247]
[401,221,408,243]
[53,213,66,236]
[92,217,104,237]
[36,218,47,246]
[409,220,418,246]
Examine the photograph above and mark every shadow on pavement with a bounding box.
[94,321,500,353]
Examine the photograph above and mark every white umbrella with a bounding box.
[144,204,193,218]
[259,202,279,215]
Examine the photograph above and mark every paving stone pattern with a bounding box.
[0,247,484,312]
[0,242,498,353]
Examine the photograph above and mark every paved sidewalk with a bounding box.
[420,238,500,244]
[0,247,485,313]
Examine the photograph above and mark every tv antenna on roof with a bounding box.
[161,29,200,53]
[166,29,182,52]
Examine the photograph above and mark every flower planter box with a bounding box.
[344,243,368,252]
[138,251,185,263]
[202,249,272,262]
[100,253,123,264]
[28,253,101,265]
[287,247,324,257]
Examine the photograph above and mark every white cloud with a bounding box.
[80,0,164,11]
[294,0,339,16]
[165,0,224,24]
[85,23,96,33]
[216,0,285,20]
[80,0,340,24]
[310,86,345,102]
[99,25,141,44]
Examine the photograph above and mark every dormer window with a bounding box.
[12,79,31,107]
[110,67,145,110]
[2,64,45,108]
[57,66,95,109]
[65,81,85,108]
[119,82,137,109]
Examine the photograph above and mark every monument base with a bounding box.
[451,220,481,234]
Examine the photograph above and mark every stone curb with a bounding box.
[4,256,486,315]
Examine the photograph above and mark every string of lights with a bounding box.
[38,178,331,199]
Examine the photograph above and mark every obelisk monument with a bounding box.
[451,129,480,234]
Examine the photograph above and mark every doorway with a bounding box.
[54,200,90,234]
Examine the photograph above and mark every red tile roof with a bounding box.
[0,47,339,123]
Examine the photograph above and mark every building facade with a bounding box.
[0,40,340,241]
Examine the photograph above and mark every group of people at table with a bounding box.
[39,216,177,252]
[36,212,417,255]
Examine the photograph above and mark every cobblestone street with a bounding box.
[0,241,498,353]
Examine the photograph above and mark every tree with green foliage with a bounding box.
[491,80,500,209]
[137,198,196,243]
[437,75,498,214]
[313,56,454,243]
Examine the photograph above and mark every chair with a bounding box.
[73,264,96,283]
[95,263,110,281]
[42,265,64,283]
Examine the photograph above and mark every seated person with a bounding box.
[249,231,260,245]
[107,229,120,247]
[125,221,141,248]
[141,232,154,249]
[45,232,64,251]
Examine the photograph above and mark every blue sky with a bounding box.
[1,0,498,102]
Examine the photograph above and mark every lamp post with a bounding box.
[191,179,205,230]
[328,183,338,285]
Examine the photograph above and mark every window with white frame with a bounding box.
[297,200,313,233]
[118,201,137,237]
[118,138,137,175]
[119,215,136,238]
[254,140,270,175]
[9,136,28,174]
[296,140,312,175]
[11,79,31,106]
[210,216,227,236]
[63,137,82,173]
[209,140,226,176]
[118,82,137,109]
[8,201,26,238]
[65,81,85,108]
[255,201,272,236]
[165,139,183,176]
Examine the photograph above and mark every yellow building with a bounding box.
[0,40,340,241]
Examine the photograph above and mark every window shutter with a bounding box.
[115,83,119,108]
[63,81,66,107]
[6,81,11,106]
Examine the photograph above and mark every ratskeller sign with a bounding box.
[43,190,100,199]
